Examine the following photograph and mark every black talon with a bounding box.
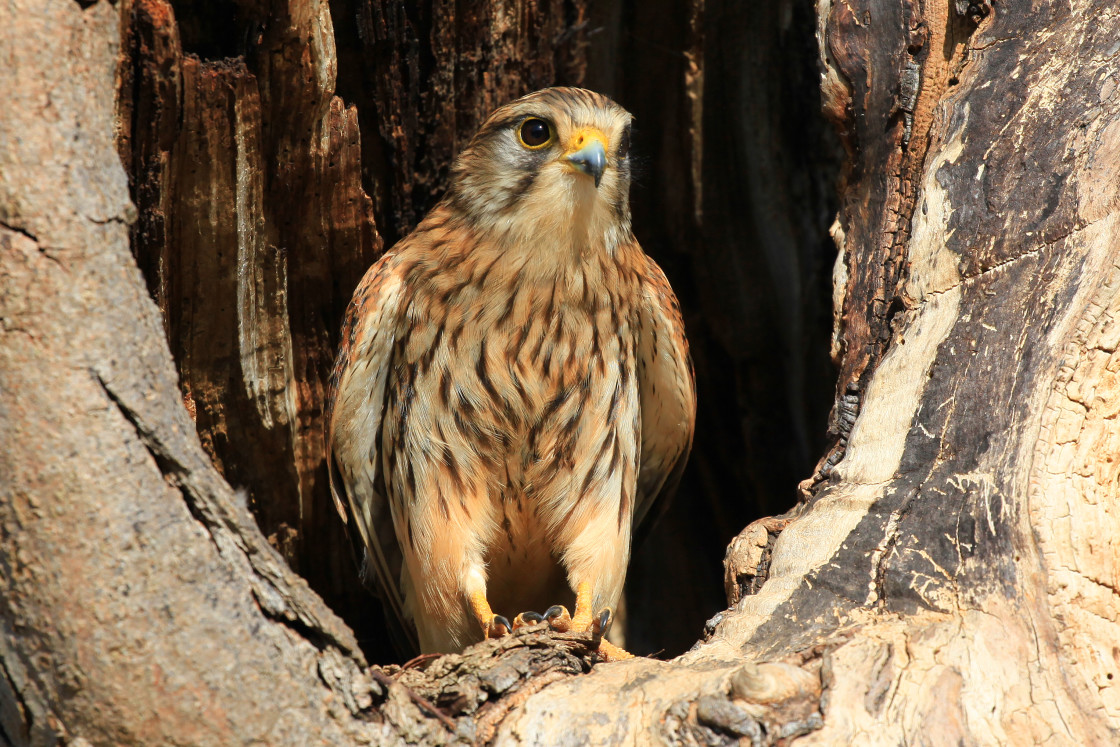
[520,611,544,623]
[544,605,565,620]
[494,615,512,634]
[595,609,613,637]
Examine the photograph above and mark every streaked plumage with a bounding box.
[327,87,695,656]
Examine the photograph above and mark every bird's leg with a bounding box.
[571,580,595,632]
[469,589,511,639]
[541,581,592,632]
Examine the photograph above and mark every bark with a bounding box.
[712,0,1120,742]
[0,4,372,743]
[2,0,1118,745]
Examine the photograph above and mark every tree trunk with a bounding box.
[1,0,1117,745]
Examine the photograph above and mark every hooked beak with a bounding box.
[564,128,608,188]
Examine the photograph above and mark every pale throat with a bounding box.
[483,179,628,280]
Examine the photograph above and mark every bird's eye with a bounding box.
[518,118,553,149]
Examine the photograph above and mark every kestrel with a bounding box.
[327,87,695,660]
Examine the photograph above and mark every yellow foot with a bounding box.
[544,584,636,660]
[590,610,634,660]
[511,611,545,630]
[469,590,511,639]
[488,615,512,638]
[597,639,634,661]
[543,604,573,632]
[543,580,594,632]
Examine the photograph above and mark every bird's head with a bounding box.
[447,87,634,255]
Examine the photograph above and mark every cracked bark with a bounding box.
[2,0,1119,744]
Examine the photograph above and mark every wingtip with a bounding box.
[326,452,350,524]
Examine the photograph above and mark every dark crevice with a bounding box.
[0,220,39,245]
[168,0,245,59]
[869,488,919,609]
[0,652,32,747]
[263,600,339,656]
[330,0,395,257]
[90,369,212,525]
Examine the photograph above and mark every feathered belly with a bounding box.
[384,274,641,632]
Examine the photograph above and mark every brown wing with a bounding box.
[633,251,697,543]
[325,252,417,650]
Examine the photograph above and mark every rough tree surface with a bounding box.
[1,0,1118,745]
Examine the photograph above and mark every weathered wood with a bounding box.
[118,0,392,654]
[714,0,1120,743]
[0,2,374,743]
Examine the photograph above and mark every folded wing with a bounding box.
[325,253,416,651]
[634,252,697,542]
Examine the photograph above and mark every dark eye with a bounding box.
[617,126,631,158]
[518,118,552,148]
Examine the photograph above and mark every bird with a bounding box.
[326,87,695,660]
